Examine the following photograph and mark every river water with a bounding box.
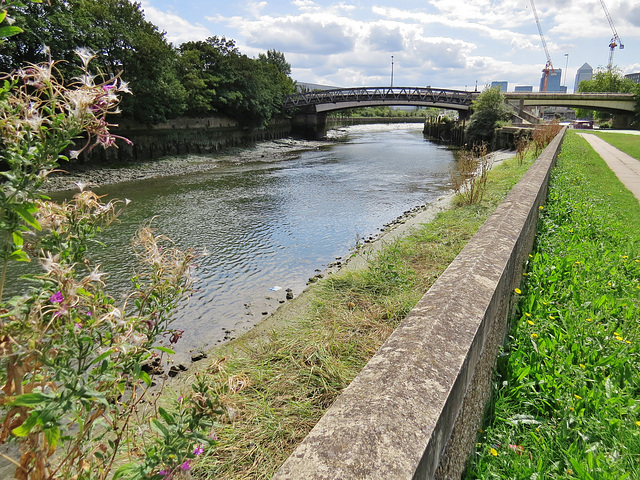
[21,123,456,362]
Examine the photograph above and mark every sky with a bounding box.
[139,0,640,93]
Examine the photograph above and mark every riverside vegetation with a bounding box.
[466,131,640,479]
[180,125,563,479]
[0,4,218,477]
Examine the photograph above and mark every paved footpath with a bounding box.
[577,133,640,203]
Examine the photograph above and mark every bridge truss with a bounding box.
[283,87,474,112]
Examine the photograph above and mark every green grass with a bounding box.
[185,151,538,479]
[590,131,640,161]
[465,132,640,479]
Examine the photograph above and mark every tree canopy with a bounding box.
[465,86,512,146]
[576,68,640,123]
[0,1,294,126]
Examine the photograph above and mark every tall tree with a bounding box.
[0,0,186,124]
[466,86,512,146]
[179,37,295,128]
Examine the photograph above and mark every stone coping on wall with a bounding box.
[272,128,567,480]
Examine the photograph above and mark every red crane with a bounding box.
[599,0,624,70]
[530,0,555,92]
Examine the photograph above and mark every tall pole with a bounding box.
[390,55,394,87]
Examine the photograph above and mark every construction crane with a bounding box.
[599,0,624,70]
[530,0,555,92]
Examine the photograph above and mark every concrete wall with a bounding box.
[77,116,291,164]
[272,128,567,480]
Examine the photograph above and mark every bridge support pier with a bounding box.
[291,112,328,139]
[612,113,635,130]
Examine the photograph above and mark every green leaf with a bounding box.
[112,463,139,480]
[0,26,23,39]
[150,418,170,438]
[89,349,115,366]
[153,346,175,355]
[158,407,175,425]
[9,248,30,262]
[12,412,39,437]
[14,204,41,231]
[10,392,50,406]
[44,425,60,450]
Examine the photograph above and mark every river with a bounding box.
[18,123,457,363]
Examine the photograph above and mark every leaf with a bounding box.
[158,407,175,425]
[12,412,39,437]
[14,204,41,231]
[112,463,139,480]
[150,418,169,438]
[10,392,50,406]
[89,349,115,366]
[153,346,175,355]
[44,425,60,450]
[0,26,23,39]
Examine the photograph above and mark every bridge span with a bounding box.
[285,87,637,137]
[284,87,474,113]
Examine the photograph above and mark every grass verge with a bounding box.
[183,151,537,479]
[590,131,640,160]
[465,131,640,479]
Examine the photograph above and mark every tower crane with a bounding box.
[530,0,555,92]
[599,0,624,70]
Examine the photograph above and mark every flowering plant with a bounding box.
[0,11,218,480]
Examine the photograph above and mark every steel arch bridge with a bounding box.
[283,87,474,113]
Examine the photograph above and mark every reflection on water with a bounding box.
[11,123,455,361]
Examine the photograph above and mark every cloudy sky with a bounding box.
[140,0,640,92]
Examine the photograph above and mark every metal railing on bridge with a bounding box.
[283,86,474,110]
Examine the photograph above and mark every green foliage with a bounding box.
[576,68,640,123]
[0,27,215,480]
[332,106,437,118]
[466,132,640,479]
[0,0,187,124]
[178,37,294,128]
[466,87,512,146]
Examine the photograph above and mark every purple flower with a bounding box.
[50,291,64,303]
[193,444,204,456]
[74,322,82,332]
[180,460,190,471]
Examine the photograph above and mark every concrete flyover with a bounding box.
[505,92,637,128]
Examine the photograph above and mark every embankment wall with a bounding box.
[78,116,292,163]
[272,128,567,479]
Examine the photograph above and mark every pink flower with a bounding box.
[193,444,204,455]
[180,460,190,471]
[50,291,64,303]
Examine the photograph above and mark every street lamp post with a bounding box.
[391,55,394,87]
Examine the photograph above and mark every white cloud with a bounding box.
[140,1,211,44]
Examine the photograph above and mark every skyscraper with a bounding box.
[540,69,562,92]
[574,63,593,92]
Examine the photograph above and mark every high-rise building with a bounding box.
[574,63,593,92]
[540,69,562,92]
[514,86,533,92]
[491,81,508,91]
[625,72,640,83]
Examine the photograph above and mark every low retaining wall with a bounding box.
[272,128,567,480]
[77,116,291,163]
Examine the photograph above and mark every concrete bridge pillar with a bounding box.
[612,113,635,130]
[291,112,328,139]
